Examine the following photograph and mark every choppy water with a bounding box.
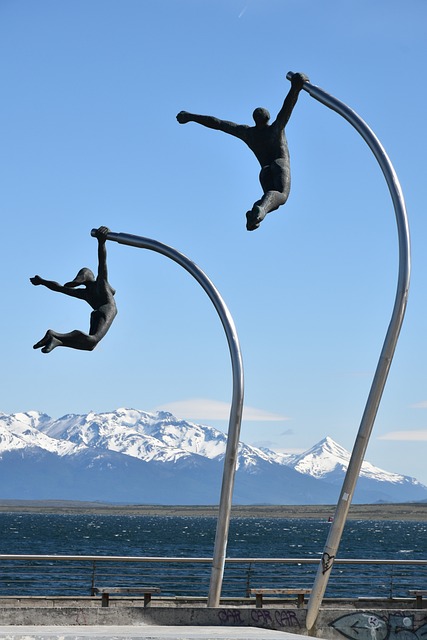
[1,513,426,558]
[0,514,425,598]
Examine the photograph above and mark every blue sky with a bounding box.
[1,1,427,486]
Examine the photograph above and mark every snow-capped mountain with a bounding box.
[0,411,84,457]
[38,409,198,463]
[277,436,426,503]
[0,409,425,505]
[36,408,273,469]
[282,435,413,484]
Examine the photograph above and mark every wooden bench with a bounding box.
[250,588,312,608]
[93,586,160,607]
[409,590,427,609]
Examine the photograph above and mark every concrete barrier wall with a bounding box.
[310,609,427,639]
[0,605,425,638]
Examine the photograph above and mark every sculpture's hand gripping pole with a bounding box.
[286,71,410,632]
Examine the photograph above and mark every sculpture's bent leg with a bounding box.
[33,329,98,353]
[247,159,291,230]
[246,190,288,230]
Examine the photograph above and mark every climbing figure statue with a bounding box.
[177,72,308,231]
[31,226,117,353]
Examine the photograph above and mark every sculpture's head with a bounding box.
[65,267,95,288]
[252,107,270,127]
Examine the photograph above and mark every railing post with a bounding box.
[245,562,253,598]
[90,560,96,596]
[389,565,394,600]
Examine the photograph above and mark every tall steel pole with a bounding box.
[286,73,411,631]
[92,230,244,607]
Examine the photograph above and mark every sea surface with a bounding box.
[0,514,425,598]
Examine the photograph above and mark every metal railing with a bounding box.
[0,555,425,601]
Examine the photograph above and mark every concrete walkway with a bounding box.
[0,626,306,639]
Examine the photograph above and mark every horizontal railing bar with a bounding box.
[0,555,426,566]
[0,555,213,562]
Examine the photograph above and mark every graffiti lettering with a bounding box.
[217,609,244,625]
[274,609,301,628]
[75,610,88,625]
[251,609,273,626]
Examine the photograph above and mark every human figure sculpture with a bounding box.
[30,226,117,353]
[177,72,308,231]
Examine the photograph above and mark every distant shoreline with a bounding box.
[0,500,425,521]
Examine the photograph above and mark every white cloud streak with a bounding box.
[153,398,289,422]
[410,401,427,409]
[270,446,306,455]
[378,430,427,441]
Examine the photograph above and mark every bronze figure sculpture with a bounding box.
[31,226,117,353]
[177,72,308,231]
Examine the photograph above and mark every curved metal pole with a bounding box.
[286,73,411,631]
[91,230,244,607]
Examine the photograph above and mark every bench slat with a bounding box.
[250,588,311,595]
[93,586,160,608]
[250,587,312,609]
[94,587,160,594]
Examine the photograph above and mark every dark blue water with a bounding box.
[0,515,425,598]
[0,513,425,558]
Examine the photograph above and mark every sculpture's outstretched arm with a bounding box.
[275,72,309,128]
[177,111,247,139]
[30,276,86,300]
[92,226,110,282]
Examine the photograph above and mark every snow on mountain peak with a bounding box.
[0,412,83,457]
[289,435,408,484]
[37,408,230,464]
[0,410,424,503]
[290,436,347,478]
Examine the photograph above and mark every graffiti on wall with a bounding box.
[331,613,427,640]
[217,608,301,629]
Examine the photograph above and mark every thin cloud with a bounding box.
[271,446,306,455]
[280,428,294,436]
[154,398,289,422]
[378,430,427,441]
[247,440,304,453]
[410,401,427,409]
[251,440,278,449]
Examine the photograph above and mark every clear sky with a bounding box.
[1,1,427,486]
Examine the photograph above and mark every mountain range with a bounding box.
[0,408,425,505]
